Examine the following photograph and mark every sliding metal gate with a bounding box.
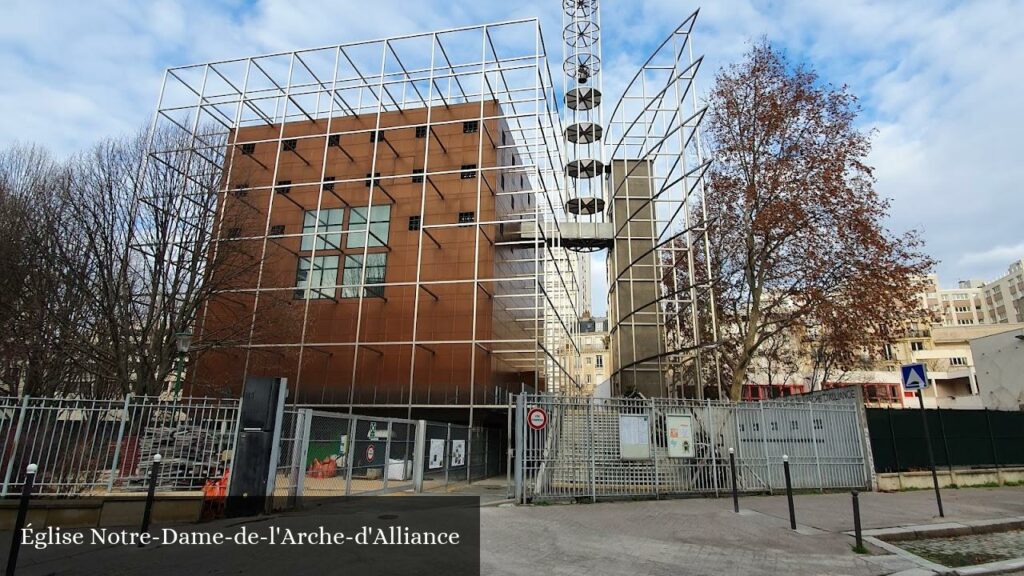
[514,394,871,502]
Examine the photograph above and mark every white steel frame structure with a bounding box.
[604,12,722,398]
[143,20,584,422]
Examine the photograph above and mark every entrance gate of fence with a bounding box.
[270,409,500,506]
[513,393,872,503]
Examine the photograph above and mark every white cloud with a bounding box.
[1,0,1021,294]
[958,244,1024,275]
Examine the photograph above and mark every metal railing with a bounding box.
[1,395,239,496]
[514,394,872,502]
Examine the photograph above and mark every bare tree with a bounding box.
[0,124,270,398]
[698,40,933,401]
[55,126,268,397]
[0,145,92,396]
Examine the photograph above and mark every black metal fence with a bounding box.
[866,408,1024,473]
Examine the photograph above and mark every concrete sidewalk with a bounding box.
[4,486,1021,575]
[481,486,1024,576]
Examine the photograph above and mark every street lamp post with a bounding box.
[172,331,192,398]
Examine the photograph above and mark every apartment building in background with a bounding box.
[981,258,1024,324]
[744,257,1024,408]
[557,316,609,396]
[918,274,990,326]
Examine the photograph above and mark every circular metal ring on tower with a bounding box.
[565,196,606,215]
[565,122,603,144]
[563,20,600,48]
[566,159,605,179]
[563,0,597,17]
[563,240,608,254]
[563,53,601,83]
[565,87,602,110]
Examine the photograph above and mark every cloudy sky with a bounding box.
[2,0,1022,311]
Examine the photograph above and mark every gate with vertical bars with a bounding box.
[512,392,872,502]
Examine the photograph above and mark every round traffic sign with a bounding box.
[527,407,548,431]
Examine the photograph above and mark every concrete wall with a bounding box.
[971,328,1024,411]
[877,466,1024,491]
[0,496,204,530]
[607,159,665,397]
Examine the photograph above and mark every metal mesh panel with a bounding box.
[516,394,869,501]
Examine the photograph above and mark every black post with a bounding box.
[6,463,36,576]
[783,455,796,530]
[729,447,739,513]
[139,454,162,546]
[852,491,863,551]
[917,391,944,517]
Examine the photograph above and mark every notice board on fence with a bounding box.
[666,414,695,458]
[619,414,651,460]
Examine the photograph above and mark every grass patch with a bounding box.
[851,544,869,554]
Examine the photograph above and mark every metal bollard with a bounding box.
[139,454,162,546]
[5,463,36,576]
[729,448,739,513]
[783,455,796,530]
[852,491,864,551]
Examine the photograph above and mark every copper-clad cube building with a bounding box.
[146,21,585,423]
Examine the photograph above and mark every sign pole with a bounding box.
[917,390,944,518]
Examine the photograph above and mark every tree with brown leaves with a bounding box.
[701,40,933,401]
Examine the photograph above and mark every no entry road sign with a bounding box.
[527,407,548,431]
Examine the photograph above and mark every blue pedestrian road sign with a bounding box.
[901,363,929,391]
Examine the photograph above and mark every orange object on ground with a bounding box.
[203,469,230,500]
[306,457,337,479]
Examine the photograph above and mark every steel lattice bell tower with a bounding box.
[559,0,614,252]
[557,4,723,398]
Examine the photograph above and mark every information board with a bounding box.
[619,414,651,460]
[665,414,695,458]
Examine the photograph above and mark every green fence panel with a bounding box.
[865,407,1024,473]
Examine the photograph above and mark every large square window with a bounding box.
[342,253,388,298]
[295,255,339,299]
[301,208,344,251]
[347,205,391,248]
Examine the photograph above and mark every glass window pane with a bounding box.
[347,205,390,248]
[347,208,368,248]
[342,255,362,298]
[302,208,343,251]
[295,255,338,299]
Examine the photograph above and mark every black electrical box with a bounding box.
[226,377,284,518]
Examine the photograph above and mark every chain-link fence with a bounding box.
[1,395,239,496]
[268,410,505,501]
[271,411,423,500]
[514,394,872,502]
[420,422,504,492]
